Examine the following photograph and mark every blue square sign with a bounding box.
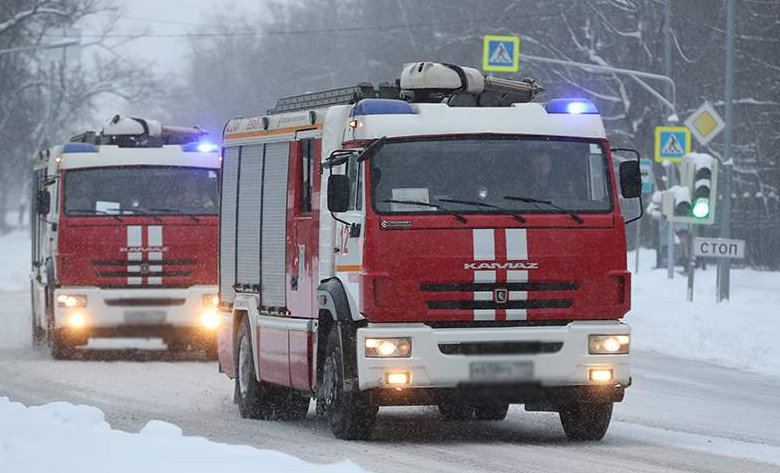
[483,35,520,72]
[654,126,691,163]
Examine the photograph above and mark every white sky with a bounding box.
[94,0,265,77]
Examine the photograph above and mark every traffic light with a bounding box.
[661,153,718,224]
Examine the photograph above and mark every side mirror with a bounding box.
[36,190,51,215]
[619,161,642,199]
[327,175,350,213]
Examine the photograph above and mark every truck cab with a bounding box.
[31,117,221,358]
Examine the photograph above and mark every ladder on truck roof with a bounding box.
[267,82,399,115]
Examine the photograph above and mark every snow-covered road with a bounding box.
[1,302,778,473]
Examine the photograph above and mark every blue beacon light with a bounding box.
[545,98,599,115]
[197,142,218,153]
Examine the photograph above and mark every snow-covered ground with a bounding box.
[627,249,780,378]
[0,397,366,473]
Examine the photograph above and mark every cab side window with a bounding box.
[347,153,363,211]
[299,139,314,213]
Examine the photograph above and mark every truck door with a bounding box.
[332,152,366,314]
[287,136,319,390]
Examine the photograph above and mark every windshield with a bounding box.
[64,166,219,216]
[371,137,613,215]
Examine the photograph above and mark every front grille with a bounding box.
[104,298,186,307]
[96,270,192,278]
[422,281,577,312]
[439,341,564,356]
[421,282,577,292]
[427,300,572,310]
[92,259,196,266]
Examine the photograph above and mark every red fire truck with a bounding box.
[216,63,642,440]
[31,116,221,359]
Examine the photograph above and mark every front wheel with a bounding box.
[320,328,377,440]
[559,402,613,441]
[234,317,276,420]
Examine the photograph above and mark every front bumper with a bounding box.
[356,320,630,391]
[53,285,218,333]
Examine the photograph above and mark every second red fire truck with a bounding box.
[31,116,221,358]
[216,63,642,440]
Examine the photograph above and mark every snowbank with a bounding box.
[0,397,368,473]
[628,249,780,378]
[0,230,29,292]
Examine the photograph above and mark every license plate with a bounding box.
[124,310,166,324]
[469,361,534,382]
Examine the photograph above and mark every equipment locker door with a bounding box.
[287,137,319,390]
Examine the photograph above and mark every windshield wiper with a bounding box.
[67,208,123,222]
[380,199,467,223]
[148,208,201,222]
[438,198,526,223]
[123,207,162,223]
[503,195,584,224]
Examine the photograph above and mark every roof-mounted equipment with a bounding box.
[398,62,543,105]
[69,115,208,148]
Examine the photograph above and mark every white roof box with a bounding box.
[400,62,485,94]
[102,115,163,137]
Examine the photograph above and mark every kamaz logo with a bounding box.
[120,246,168,253]
[464,262,539,270]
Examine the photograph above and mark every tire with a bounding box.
[234,316,276,420]
[559,402,613,441]
[276,390,310,421]
[320,327,377,440]
[438,402,474,421]
[474,403,509,421]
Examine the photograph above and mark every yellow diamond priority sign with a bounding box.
[684,101,725,146]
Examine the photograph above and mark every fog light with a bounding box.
[365,337,411,358]
[200,308,219,329]
[57,294,87,308]
[69,312,86,329]
[386,371,410,385]
[589,334,630,354]
[588,368,614,383]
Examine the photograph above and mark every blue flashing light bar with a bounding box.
[351,99,414,117]
[183,142,219,153]
[545,98,599,115]
[63,143,98,153]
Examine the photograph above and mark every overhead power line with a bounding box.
[43,14,558,39]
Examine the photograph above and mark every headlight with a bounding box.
[200,308,219,329]
[589,335,630,354]
[57,294,87,308]
[69,312,86,328]
[202,294,219,307]
[365,337,411,358]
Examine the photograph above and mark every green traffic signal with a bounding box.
[692,198,710,218]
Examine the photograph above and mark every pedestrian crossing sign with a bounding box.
[483,35,520,72]
[654,126,691,163]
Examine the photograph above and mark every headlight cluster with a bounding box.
[365,337,412,358]
[588,335,630,354]
[57,294,87,308]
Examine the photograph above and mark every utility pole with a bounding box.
[663,0,676,280]
[718,0,736,302]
